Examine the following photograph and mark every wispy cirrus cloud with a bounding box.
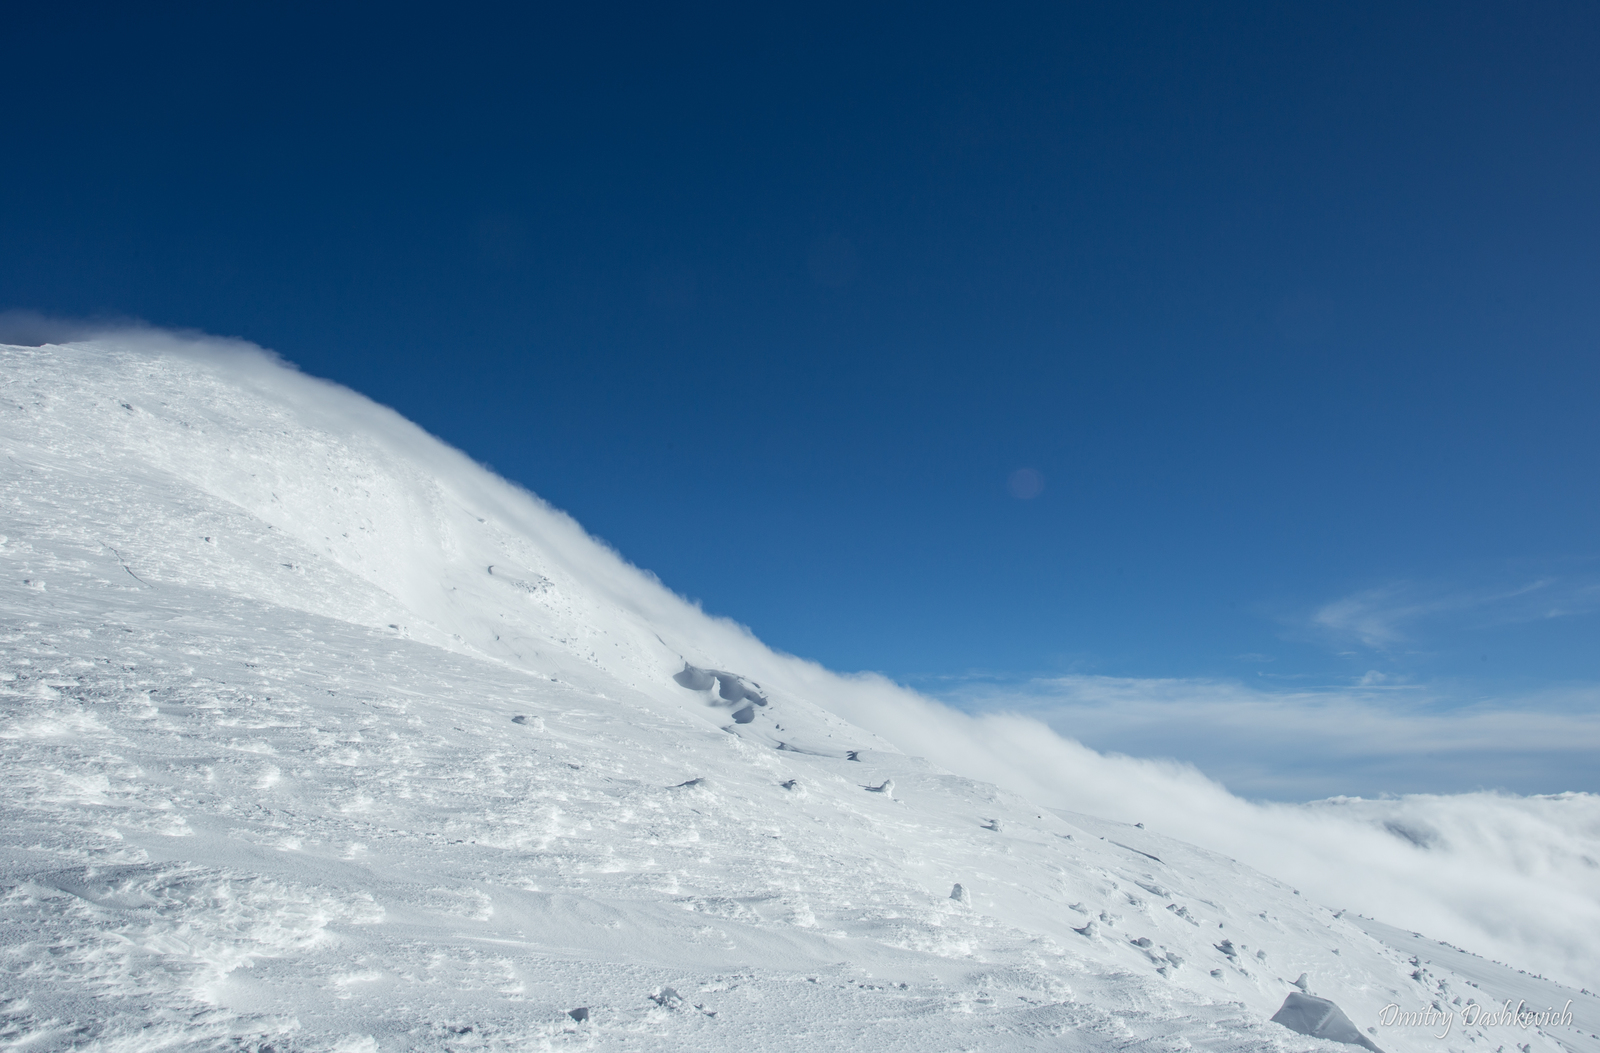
[1310,573,1600,650]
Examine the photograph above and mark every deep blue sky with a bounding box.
[7,2,1599,716]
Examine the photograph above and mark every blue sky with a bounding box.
[6,1,1598,796]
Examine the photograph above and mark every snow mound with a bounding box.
[1272,992,1384,1051]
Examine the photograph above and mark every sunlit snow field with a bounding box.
[1,335,1595,1052]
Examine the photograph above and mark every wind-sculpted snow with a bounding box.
[0,335,1593,1051]
[673,664,768,723]
[1271,993,1384,1052]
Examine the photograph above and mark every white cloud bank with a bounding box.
[941,674,1600,799]
[7,323,1598,993]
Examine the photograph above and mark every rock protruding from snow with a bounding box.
[950,883,970,905]
[1270,992,1384,1052]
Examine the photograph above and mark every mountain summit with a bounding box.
[0,338,1585,1052]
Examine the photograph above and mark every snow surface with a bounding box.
[0,336,1592,1051]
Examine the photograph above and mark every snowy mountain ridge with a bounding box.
[1,335,1594,1052]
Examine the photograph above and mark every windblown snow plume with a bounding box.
[1,331,1594,1052]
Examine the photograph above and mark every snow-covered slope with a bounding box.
[0,337,1590,1052]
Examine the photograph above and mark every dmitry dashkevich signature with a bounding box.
[1377,999,1574,1040]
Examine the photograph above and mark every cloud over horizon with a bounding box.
[938,672,1600,800]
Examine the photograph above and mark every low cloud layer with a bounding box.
[837,683,1600,991]
[941,674,1600,799]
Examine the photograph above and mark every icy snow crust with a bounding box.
[0,340,1585,1052]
